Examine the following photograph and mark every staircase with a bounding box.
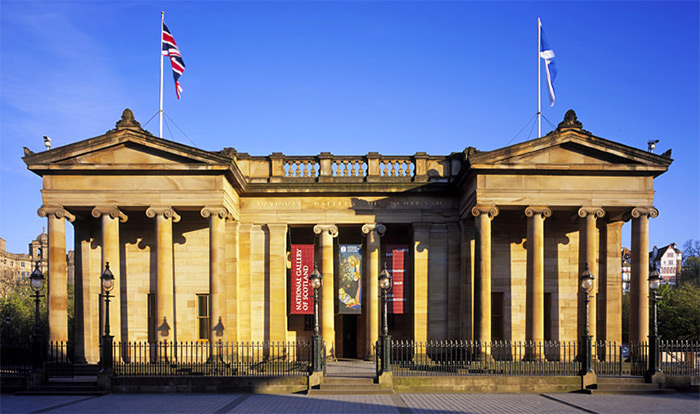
[308,376,393,395]
[308,358,393,395]
[585,377,675,395]
[17,364,107,396]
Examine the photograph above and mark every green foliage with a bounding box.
[0,283,48,353]
[657,283,700,340]
[680,239,700,286]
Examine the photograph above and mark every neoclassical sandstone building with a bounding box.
[23,109,671,363]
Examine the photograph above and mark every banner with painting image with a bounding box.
[338,244,362,314]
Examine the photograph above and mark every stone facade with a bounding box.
[23,108,672,363]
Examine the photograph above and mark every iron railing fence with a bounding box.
[0,345,32,378]
[660,340,700,376]
[113,341,311,377]
[629,342,649,376]
[45,341,74,378]
[390,340,580,376]
[594,341,627,376]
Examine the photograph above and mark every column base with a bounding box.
[308,371,323,389]
[581,371,597,390]
[26,369,45,391]
[98,369,113,392]
[377,371,394,389]
[645,370,665,385]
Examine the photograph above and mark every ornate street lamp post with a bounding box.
[100,262,115,374]
[378,262,392,374]
[646,267,662,382]
[579,262,594,376]
[29,262,45,371]
[309,262,323,373]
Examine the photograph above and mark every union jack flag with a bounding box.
[162,22,185,99]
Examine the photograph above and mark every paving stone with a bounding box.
[3,391,699,413]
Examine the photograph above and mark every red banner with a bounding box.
[386,244,408,314]
[290,244,314,314]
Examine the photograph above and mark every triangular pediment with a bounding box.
[491,140,641,166]
[468,130,672,175]
[23,109,232,169]
[58,141,207,165]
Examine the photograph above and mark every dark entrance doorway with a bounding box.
[342,314,358,358]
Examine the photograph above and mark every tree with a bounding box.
[657,283,700,340]
[680,239,700,286]
[621,291,630,343]
[0,281,48,356]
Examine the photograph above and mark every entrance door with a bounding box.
[342,314,357,358]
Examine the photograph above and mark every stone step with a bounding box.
[320,383,384,390]
[597,377,647,384]
[308,388,393,395]
[321,377,376,385]
[17,383,106,396]
[587,388,675,395]
[596,383,661,390]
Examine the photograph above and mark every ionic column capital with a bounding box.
[361,223,386,236]
[38,206,76,222]
[146,206,181,222]
[200,206,232,220]
[313,224,338,238]
[577,207,605,219]
[471,205,499,219]
[629,207,659,220]
[91,206,128,223]
[525,206,552,219]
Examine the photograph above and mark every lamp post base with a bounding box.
[379,334,392,374]
[311,334,323,373]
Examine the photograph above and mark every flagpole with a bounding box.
[537,17,542,139]
[159,11,164,138]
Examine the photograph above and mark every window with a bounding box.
[20,262,25,268]
[196,294,210,341]
[147,294,156,343]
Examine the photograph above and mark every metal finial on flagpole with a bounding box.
[537,18,542,139]
[159,11,164,138]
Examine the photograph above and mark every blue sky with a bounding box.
[1,1,698,254]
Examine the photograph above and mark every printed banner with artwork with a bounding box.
[290,244,314,314]
[338,244,362,314]
[386,244,408,314]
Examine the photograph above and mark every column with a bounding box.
[37,206,75,344]
[238,223,253,341]
[266,223,289,343]
[225,220,240,343]
[447,223,461,339]
[577,207,604,343]
[525,206,551,345]
[146,207,180,343]
[412,223,431,343]
[361,223,385,357]
[460,219,475,340]
[201,207,230,343]
[91,206,127,343]
[471,205,499,345]
[314,224,338,356]
[600,221,623,344]
[629,207,658,343]
[73,219,91,363]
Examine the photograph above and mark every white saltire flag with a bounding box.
[539,26,557,107]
